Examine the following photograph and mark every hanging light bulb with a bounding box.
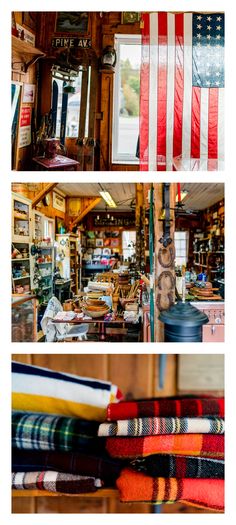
[96,214,100,220]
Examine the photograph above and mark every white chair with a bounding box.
[56,324,89,342]
[41,296,89,342]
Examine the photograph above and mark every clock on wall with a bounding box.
[42,193,51,206]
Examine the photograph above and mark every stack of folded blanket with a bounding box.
[11,361,124,494]
[98,396,225,511]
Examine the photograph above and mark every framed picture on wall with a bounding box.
[121,12,141,24]
[96,239,103,247]
[22,12,37,31]
[55,217,66,234]
[53,192,66,212]
[23,84,35,104]
[55,12,89,34]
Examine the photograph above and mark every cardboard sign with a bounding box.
[16,24,35,46]
[19,107,31,148]
[20,107,31,127]
[178,354,224,391]
[51,37,91,49]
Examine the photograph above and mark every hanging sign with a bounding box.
[51,37,92,49]
[19,107,31,148]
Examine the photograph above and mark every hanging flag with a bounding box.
[139,12,225,171]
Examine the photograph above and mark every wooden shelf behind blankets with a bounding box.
[12,488,118,498]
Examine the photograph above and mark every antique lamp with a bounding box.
[100,46,117,71]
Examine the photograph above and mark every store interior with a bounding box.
[12,353,224,514]
[11,11,224,172]
[11,182,225,343]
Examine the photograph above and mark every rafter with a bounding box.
[31,183,58,208]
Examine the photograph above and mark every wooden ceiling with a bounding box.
[180,183,224,210]
[57,183,136,211]
[56,183,224,212]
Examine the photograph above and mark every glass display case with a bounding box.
[12,295,38,342]
[12,193,31,243]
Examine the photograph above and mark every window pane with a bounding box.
[113,35,141,163]
[66,74,82,138]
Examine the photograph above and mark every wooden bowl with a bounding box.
[86,300,106,307]
[82,306,110,318]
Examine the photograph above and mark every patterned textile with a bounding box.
[107,397,224,421]
[12,471,102,494]
[99,417,224,437]
[12,361,122,422]
[130,454,224,479]
[116,468,224,511]
[106,434,224,459]
[12,411,104,453]
[12,449,125,485]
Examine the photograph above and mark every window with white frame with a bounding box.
[122,231,136,260]
[112,34,141,164]
[174,231,189,267]
[52,69,91,140]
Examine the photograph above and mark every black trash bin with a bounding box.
[159,301,209,342]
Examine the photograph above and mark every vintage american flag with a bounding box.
[139,12,225,170]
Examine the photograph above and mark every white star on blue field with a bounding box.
[192,13,224,88]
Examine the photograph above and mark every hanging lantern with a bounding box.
[100,46,117,71]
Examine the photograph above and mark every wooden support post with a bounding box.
[99,71,114,170]
[135,183,145,272]
[69,197,101,230]
[153,183,176,342]
[31,183,57,208]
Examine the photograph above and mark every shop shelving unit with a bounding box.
[12,193,32,295]
[56,233,79,295]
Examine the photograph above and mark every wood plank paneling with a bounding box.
[30,354,109,381]
[12,497,36,513]
[35,496,108,513]
[109,354,154,399]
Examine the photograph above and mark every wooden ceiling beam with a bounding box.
[31,183,58,208]
[69,197,102,230]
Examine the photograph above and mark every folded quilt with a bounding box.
[12,411,104,453]
[106,434,224,459]
[107,397,224,421]
[12,449,125,484]
[116,469,224,512]
[12,361,122,421]
[12,471,102,494]
[99,417,224,437]
[130,454,224,479]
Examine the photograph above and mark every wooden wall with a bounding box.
[12,13,40,170]
[11,183,65,222]
[12,354,220,514]
[12,12,141,171]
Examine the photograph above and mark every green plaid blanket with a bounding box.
[12,411,104,453]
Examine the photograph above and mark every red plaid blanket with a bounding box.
[116,468,224,511]
[106,434,224,459]
[107,397,224,421]
[12,471,102,494]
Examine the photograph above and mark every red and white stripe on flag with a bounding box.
[139,12,224,171]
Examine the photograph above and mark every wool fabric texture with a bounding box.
[130,454,224,479]
[12,361,122,422]
[116,469,224,512]
[106,434,224,459]
[12,471,102,494]
[107,397,224,421]
[12,411,104,453]
[99,417,225,437]
[12,449,125,484]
